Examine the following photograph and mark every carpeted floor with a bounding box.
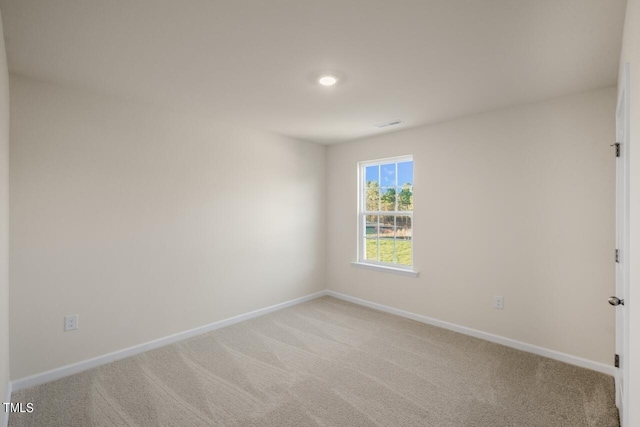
[9,296,619,426]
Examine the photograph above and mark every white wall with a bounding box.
[619,1,640,425]
[0,6,10,413]
[9,75,326,380]
[327,88,616,365]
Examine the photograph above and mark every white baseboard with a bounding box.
[326,290,615,376]
[2,380,11,427]
[12,290,328,392]
[11,288,614,394]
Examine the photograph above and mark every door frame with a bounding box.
[615,62,631,427]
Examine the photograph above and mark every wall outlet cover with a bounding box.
[64,314,78,331]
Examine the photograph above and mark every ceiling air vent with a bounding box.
[375,120,403,128]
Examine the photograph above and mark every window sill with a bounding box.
[350,262,419,278]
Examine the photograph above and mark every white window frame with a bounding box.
[353,155,418,277]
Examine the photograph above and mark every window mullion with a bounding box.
[393,215,397,264]
[363,211,411,216]
[378,164,381,212]
[377,163,381,262]
[361,213,366,261]
[360,166,364,261]
[395,162,398,211]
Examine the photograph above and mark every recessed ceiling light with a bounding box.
[318,75,338,86]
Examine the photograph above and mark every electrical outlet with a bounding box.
[494,296,504,310]
[64,314,78,331]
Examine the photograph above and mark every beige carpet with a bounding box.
[9,296,619,426]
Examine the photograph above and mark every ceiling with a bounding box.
[0,0,627,144]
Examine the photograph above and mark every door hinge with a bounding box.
[612,143,621,157]
[616,249,619,263]
[615,354,620,368]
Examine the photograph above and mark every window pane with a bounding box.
[365,181,380,211]
[365,238,378,261]
[380,187,396,211]
[365,215,379,237]
[365,165,379,185]
[379,215,395,263]
[379,238,394,263]
[397,161,413,187]
[379,215,394,238]
[397,184,413,211]
[380,163,396,187]
[396,216,412,266]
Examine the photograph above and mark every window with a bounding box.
[357,156,414,270]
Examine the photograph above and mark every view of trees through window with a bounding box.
[361,158,413,266]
